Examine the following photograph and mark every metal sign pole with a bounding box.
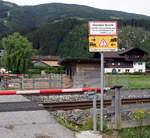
[93,90,97,132]
[100,52,104,132]
[85,90,97,132]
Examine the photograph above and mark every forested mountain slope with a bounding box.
[0,1,150,59]
[0,1,150,32]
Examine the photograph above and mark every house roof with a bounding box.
[60,58,100,65]
[34,61,59,67]
[94,47,147,58]
[119,47,148,55]
[43,61,59,67]
[33,61,48,66]
[32,56,60,61]
[104,52,124,59]
[93,52,124,59]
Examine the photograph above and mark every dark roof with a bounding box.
[32,56,60,61]
[119,47,148,55]
[33,61,48,66]
[104,52,124,59]
[60,58,100,65]
[94,47,147,59]
[94,52,124,59]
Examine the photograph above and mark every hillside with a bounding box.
[23,19,150,59]
[0,1,150,33]
[26,19,83,55]
[56,24,150,59]
[0,1,150,60]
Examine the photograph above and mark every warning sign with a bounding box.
[89,36,118,52]
[89,21,117,36]
[99,39,108,47]
[88,21,118,52]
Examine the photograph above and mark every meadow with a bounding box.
[105,75,150,88]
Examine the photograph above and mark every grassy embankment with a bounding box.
[105,75,150,88]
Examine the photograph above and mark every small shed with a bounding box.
[60,58,101,88]
[60,58,100,77]
[32,56,60,68]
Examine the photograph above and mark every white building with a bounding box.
[103,47,147,73]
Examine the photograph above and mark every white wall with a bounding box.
[105,62,146,73]
[133,62,145,72]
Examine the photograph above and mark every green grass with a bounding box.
[55,115,112,135]
[119,126,150,138]
[105,75,150,88]
[56,117,81,132]
[130,75,150,88]
[105,75,129,88]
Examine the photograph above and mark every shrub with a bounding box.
[132,72,146,75]
[27,65,65,75]
[119,110,150,137]
[27,69,41,74]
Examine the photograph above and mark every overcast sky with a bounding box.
[3,0,150,16]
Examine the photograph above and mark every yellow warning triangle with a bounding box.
[99,39,108,47]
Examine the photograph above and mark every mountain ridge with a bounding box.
[1,1,150,59]
[0,1,150,32]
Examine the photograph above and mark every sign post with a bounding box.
[85,90,97,132]
[89,21,118,132]
[100,52,104,132]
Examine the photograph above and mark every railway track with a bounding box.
[42,98,150,111]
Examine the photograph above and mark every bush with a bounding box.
[109,72,146,75]
[32,65,52,70]
[27,69,41,74]
[132,72,146,75]
[119,110,150,137]
[27,65,65,75]
[55,66,65,74]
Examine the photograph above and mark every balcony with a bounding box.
[124,55,146,61]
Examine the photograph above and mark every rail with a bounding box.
[42,98,150,111]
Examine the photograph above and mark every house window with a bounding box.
[139,69,142,72]
[118,69,120,72]
[125,69,130,72]
[112,68,117,73]
[138,62,142,65]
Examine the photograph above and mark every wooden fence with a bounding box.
[73,72,130,88]
[105,74,130,88]
[107,86,150,129]
[0,73,64,90]
[0,73,130,89]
